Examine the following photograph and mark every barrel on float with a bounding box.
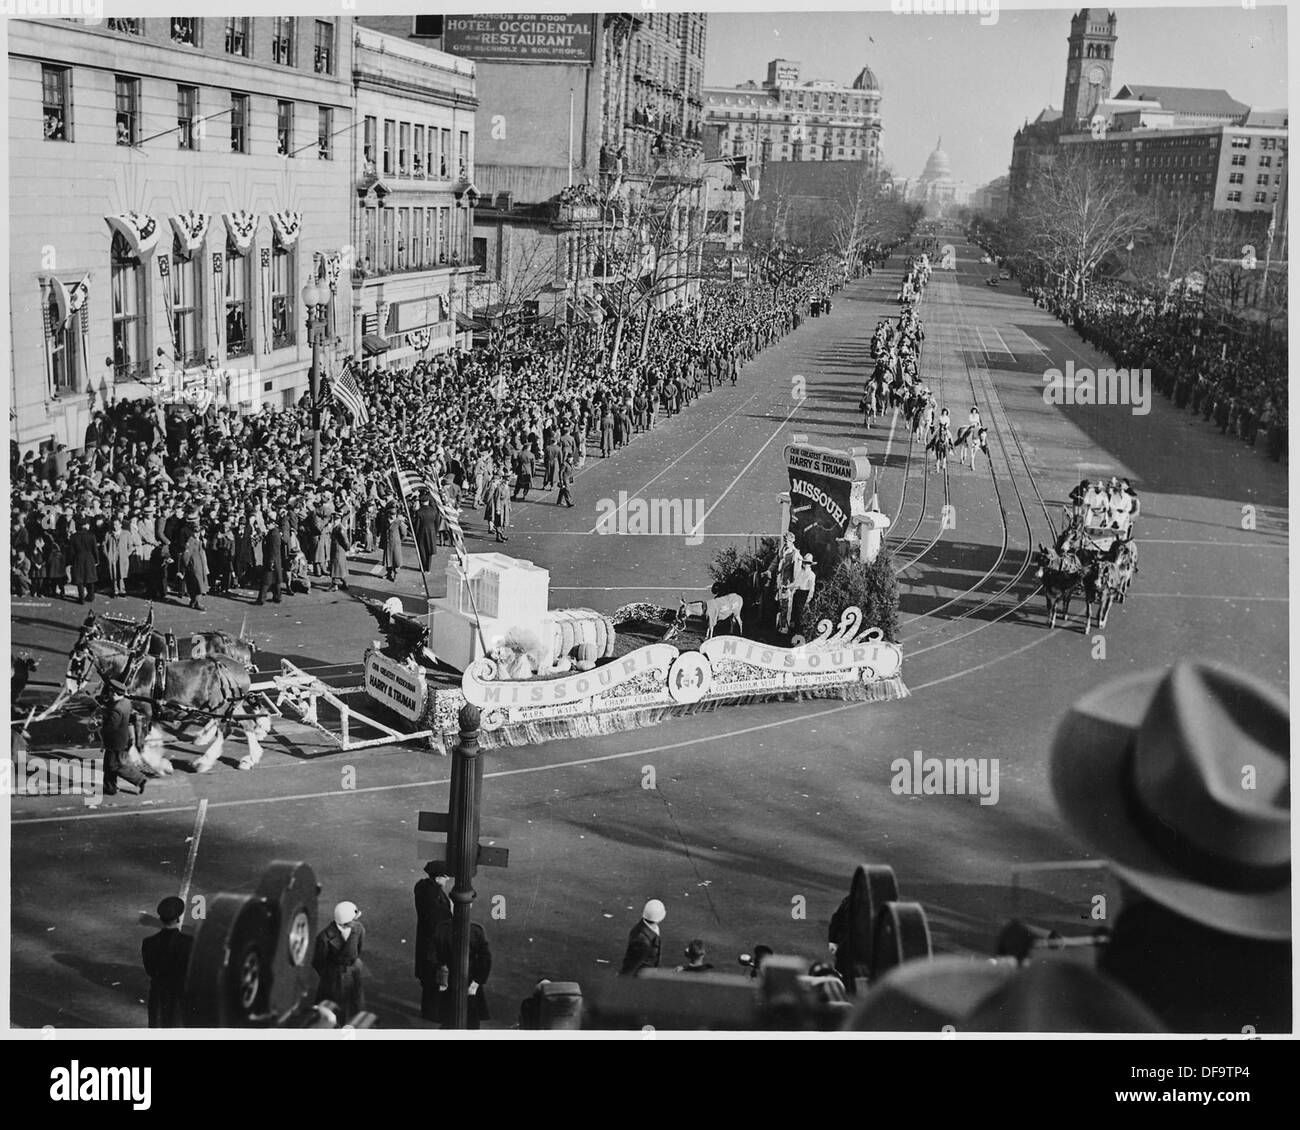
[547,608,616,667]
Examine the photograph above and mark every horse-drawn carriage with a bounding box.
[1034,507,1138,632]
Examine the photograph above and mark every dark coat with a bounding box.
[142,927,193,1028]
[619,920,661,976]
[414,504,440,566]
[413,878,453,982]
[433,919,492,1026]
[68,529,99,586]
[180,534,208,596]
[328,523,350,582]
[262,527,284,579]
[312,921,366,1020]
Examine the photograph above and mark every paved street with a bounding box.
[9,232,1287,1028]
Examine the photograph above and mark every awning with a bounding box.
[362,333,391,356]
[455,312,485,331]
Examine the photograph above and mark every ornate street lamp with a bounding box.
[302,281,328,479]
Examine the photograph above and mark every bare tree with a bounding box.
[1018,148,1156,304]
[479,230,558,355]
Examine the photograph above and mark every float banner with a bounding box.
[463,643,678,708]
[443,14,596,64]
[785,444,871,571]
[700,636,902,680]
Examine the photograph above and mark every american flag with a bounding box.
[327,361,370,425]
[391,449,467,567]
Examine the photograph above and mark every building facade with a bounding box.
[9,16,354,451]
[350,24,478,368]
[704,58,882,168]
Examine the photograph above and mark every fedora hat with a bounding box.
[1051,662,1289,941]
[848,956,1164,1033]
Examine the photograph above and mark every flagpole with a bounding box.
[388,444,434,611]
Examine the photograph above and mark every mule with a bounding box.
[80,608,257,670]
[1033,545,1085,629]
[1084,559,1123,633]
[677,593,744,640]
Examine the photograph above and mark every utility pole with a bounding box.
[301,282,328,479]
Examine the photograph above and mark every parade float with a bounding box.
[361,439,907,755]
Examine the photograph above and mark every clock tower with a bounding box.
[1062,8,1117,132]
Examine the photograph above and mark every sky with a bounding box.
[702,4,1289,186]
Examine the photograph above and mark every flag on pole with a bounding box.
[328,360,370,425]
[391,450,467,568]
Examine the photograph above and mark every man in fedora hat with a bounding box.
[413,861,454,1022]
[142,895,193,1027]
[1051,661,1290,1033]
[101,677,147,797]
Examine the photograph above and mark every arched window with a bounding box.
[111,231,144,379]
[225,241,253,359]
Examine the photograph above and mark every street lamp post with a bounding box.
[302,282,327,480]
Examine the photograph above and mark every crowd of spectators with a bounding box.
[11,265,846,604]
[1016,269,1286,461]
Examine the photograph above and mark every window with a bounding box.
[271,246,295,349]
[458,130,470,178]
[399,123,410,176]
[171,18,198,46]
[318,107,333,160]
[381,210,395,271]
[1230,135,1250,149]
[177,85,198,150]
[48,290,80,393]
[1257,173,1270,185]
[363,116,377,171]
[314,20,335,75]
[225,251,252,359]
[277,101,294,157]
[383,120,395,176]
[1229,172,1244,185]
[361,207,376,270]
[440,129,451,177]
[437,207,449,263]
[1254,191,1268,204]
[425,129,436,181]
[42,65,69,142]
[413,125,425,176]
[1258,155,1272,167]
[114,76,139,146]
[424,208,434,266]
[411,210,423,268]
[171,241,203,368]
[111,232,144,379]
[231,93,249,153]
[472,237,488,274]
[225,17,249,57]
[272,17,294,66]
[1226,190,1242,202]
[396,209,408,269]
[1231,154,1247,166]
[106,18,142,34]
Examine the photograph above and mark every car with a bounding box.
[985,277,999,287]
[998,269,1012,280]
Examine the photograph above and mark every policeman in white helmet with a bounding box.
[620,899,666,976]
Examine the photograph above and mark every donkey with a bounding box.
[677,593,745,640]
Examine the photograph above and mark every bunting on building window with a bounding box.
[223,211,259,255]
[158,256,179,355]
[406,327,432,353]
[269,210,302,248]
[105,212,160,258]
[260,247,273,355]
[169,211,211,253]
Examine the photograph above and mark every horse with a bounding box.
[1083,558,1123,633]
[677,593,744,640]
[78,607,257,670]
[927,425,953,474]
[1033,545,1086,629]
[1108,539,1139,602]
[62,635,271,773]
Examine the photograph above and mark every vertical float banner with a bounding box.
[784,443,872,574]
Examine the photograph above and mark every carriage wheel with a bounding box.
[847,864,900,981]
[870,901,933,982]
